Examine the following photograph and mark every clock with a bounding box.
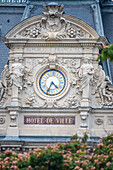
[39,69,66,96]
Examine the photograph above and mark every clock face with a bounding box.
[39,69,66,96]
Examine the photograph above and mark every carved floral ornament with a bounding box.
[14,3,93,40]
[0,117,5,124]
[95,118,103,125]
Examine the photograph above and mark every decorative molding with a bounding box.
[95,118,103,125]
[0,117,5,124]
[6,43,102,49]
[68,59,80,73]
[15,4,92,40]
[9,111,18,127]
[64,95,78,108]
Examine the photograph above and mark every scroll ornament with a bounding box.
[16,3,92,40]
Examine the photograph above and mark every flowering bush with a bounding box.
[97,44,113,62]
[0,134,113,170]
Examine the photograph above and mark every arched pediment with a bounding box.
[5,4,99,41]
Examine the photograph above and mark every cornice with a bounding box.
[3,37,106,49]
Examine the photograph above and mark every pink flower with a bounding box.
[37,152,41,157]
[5,150,12,155]
[76,149,82,153]
[12,161,18,164]
[74,166,80,169]
[5,161,8,164]
[2,165,6,169]
[69,157,72,161]
[97,143,103,147]
[106,162,112,166]
[75,160,80,164]
[4,157,9,161]
[103,45,108,49]
[28,165,32,170]
[91,167,96,170]
[94,159,98,164]
[64,163,69,167]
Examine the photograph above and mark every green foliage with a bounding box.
[70,133,79,141]
[102,134,113,145]
[82,133,88,143]
[97,44,113,63]
[0,134,113,170]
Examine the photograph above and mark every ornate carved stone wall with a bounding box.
[0,3,113,140]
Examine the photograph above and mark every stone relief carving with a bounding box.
[68,59,80,73]
[66,23,91,39]
[99,77,112,106]
[38,57,48,66]
[25,57,68,71]
[16,3,92,40]
[57,57,67,66]
[90,65,113,107]
[0,117,5,124]
[24,94,59,108]
[95,118,103,125]
[80,111,89,128]
[1,56,112,109]
[0,65,12,107]
[24,94,39,106]
[79,58,94,92]
[68,59,81,97]
[9,112,18,127]
[0,81,5,103]
[63,95,78,107]
[23,65,34,93]
[11,59,24,90]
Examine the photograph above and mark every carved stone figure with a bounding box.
[99,76,112,105]
[0,81,5,102]
[40,3,66,40]
[79,58,94,91]
[11,60,24,90]
[90,65,113,108]
[78,58,94,106]
[0,65,12,107]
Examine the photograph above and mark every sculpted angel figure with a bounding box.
[0,80,5,101]
[99,76,113,105]
[79,58,94,91]
[11,60,24,90]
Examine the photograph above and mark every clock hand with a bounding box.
[47,81,58,93]
[52,82,58,88]
[47,81,53,93]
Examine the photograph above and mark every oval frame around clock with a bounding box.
[34,66,70,100]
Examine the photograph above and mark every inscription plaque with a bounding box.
[24,116,75,125]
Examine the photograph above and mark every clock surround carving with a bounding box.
[39,69,66,96]
[34,65,69,100]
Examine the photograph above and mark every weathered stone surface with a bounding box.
[0,3,113,144]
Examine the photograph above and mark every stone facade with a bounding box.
[1,0,113,83]
[0,3,113,150]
